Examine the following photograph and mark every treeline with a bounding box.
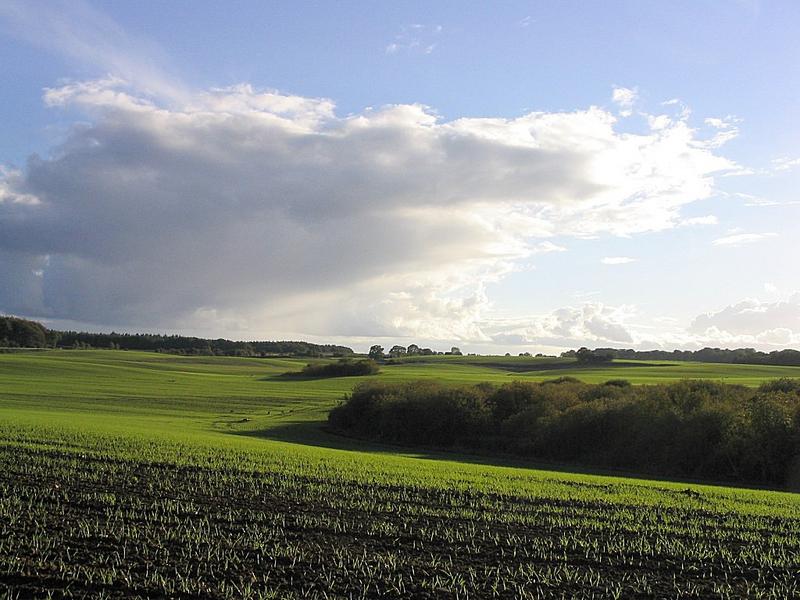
[369,344,462,359]
[329,378,800,488]
[563,347,800,367]
[295,359,380,378]
[0,315,352,357]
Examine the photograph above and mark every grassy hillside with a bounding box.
[2,350,800,598]
[3,350,800,446]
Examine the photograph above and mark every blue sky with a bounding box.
[1,0,798,352]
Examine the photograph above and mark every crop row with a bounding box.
[2,445,800,599]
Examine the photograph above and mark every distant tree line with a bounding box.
[330,377,800,488]
[296,358,380,378]
[368,344,462,360]
[0,315,353,357]
[562,346,800,367]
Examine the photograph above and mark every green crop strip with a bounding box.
[2,350,800,598]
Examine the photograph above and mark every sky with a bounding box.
[0,0,799,354]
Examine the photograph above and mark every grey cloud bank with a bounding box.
[0,79,751,347]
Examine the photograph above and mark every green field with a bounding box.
[2,350,800,598]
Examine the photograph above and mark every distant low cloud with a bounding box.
[0,79,737,340]
[690,294,800,346]
[487,293,800,352]
[489,302,636,347]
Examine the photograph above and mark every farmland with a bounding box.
[2,350,800,598]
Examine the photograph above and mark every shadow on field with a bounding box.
[260,373,317,381]
[231,419,675,482]
[233,420,408,453]
[477,360,676,373]
[230,419,787,491]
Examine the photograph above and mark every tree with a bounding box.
[389,345,407,358]
[406,343,420,355]
[368,345,384,360]
[450,346,463,356]
[575,347,614,364]
[0,315,48,348]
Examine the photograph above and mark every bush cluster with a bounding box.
[329,378,800,487]
[298,358,380,378]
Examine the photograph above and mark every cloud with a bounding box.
[712,232,778,246]
[662,98,691,121]
[0,167,40,206]
[489,302,636,346]
[721,191,795,208]
[0,0,185,102]
[703,116,741,147]
[0,79,738,340]
[601,257,636,265]
[487,293,800,352]
[739,194,800,207]
[680,215,718,226]
[386,24,442,55]
[690,294,800,346]
[532,241,567,253]
[611,86,638,116]
[772,157,800,172]
[743,198,785,207]
[647,114,672,131]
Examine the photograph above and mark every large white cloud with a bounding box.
[0,79,736,340]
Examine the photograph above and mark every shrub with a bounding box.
[329,381,490,446]
[758,378,800,395]
[603,379,631,388]
[542,376,583,385]
[296,358,380,378]
[329,378,800,488]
